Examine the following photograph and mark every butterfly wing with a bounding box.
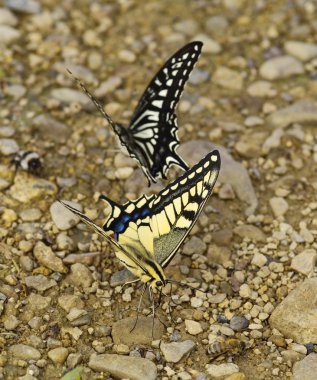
[128,41,203,182]
[150,150,221,268]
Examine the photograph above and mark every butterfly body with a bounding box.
[69,41,203,184]
[60,150,221,294]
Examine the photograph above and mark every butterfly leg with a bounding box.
[121,278,140,292]
[148,286,156,339]
[130,283,147,333]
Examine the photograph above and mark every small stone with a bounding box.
[115,167,134,179]
[160,340,195,363]
[182,236,206,255]
[185,320,203,335]
[269,197,289,217]
[56,233,75,251]
[58,294,84,313]
[219,183,235,199]
[188,69,209,85]
[230,316,249,331]
[205,16,228,34]
[0,25,20,44]
[33,242,67,273]
[50,88,89,105]
[48,347,68,364]
[66,353,82,368]
[0,7,18,26]
[247,80,277,98]
[233,225,266,242]
[27,293,51,311]
[0,138,19,155]
[194,33,222,54]
[292,353,317,380]
[220,326,235,336]
[25,275,57,292]
[259,55,304,80]
[251,253,267,267]
[20,255,34,271]
[225,373,246,380]
[95,76,122,97]
[244,116,264,127]
[118,49,136,63]
[9,344,41,360]
[284,41,317,62]
[89,353,157,380]
[239,284,252,298]
[19,208,42,222]
[50,201,82,230]
[67,308,87,322]
[66,263,93,288]
[5,0,41,14]
[213,67,243,90]
[174,19,198,35]
[206,363,239,377]
[291,249,317,276]
[4,315,20,330]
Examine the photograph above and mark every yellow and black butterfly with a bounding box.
[60,150,220,324]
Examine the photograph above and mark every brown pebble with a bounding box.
[269,335,287,348]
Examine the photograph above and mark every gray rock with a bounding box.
[20,256,34,272]
[262,129,284,154]
[89,353,157,380]
[247,80,277,98]
[260,55,304,80]
[174,20,199,35]
[285,41,317,62]
[292,353,317,380]
[0,25,20,44]
[0,138,19,155]
[67,353,82,368]
[267,99,317,128]
[291,249,317,277]
[25,275,57,292]
[206,363,239,377]
[0,7,18,26]
[50,201,82,230]
[56,176,77,188]
[58,294,84,313]
[33,114,71,143]
[48,347,68,364]
[230,316,249,331]
[5,0,41,14]
[188,69,209,85]
[33,241,67,273]
[8,173,57,203]
[178,141,258,215]
[9,344,41,360]
[182,236,206,255]
[233,225,266,242]
[270,278,317,343]
[27,293,51,310]
[50,88,89,105]
[53,62,95,83]
[4,315,20,330]
[160,340,195,363]
[5,84,26,99]
[110,268,136,287]
[19,208,42,222]
[212,67,243,90]
[251,252,268,267]
[269,197,289,217]
[185,320,203,335]
[56,233,75,251]
[112,316,165,345]
[66,263,93,288]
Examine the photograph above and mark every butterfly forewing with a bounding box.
[150,150,220,268]
[128,41,203,181]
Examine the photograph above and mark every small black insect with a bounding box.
[12,151,43,175]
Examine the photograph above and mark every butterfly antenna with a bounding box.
[166,279,207,294]
[99,194,121,208]
[66,69,117,129]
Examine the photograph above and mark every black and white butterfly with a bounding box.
[60,150,220,326]
[12,151,42,175]
[69,41,203,185]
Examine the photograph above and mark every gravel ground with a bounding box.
[1,0,317,379]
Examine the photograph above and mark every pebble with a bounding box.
[112,316,164,345]
[19,208,42,222]
[174,20,198,35]
[267,99,317,129]
[292,353,317,380]
[239,284,252,298]
[89,353,157,380]
[9,344,41,360]
[185,320,203,335]
[115,167,134,179]
[20,256,34,271]
[66,308,87,322]
[56,233,75,251]
[284,40,317,62]
[0,7,18,26]
[118,49,136,63]
[270,278,317,343]
[27,293,51,311]
[230,316,249,331]
[191,297,203,308]
[33,114,71,142]
[66,263,93,288]
[291,249,317,276]
[25,275,57,292]
[269,197,289,217]
[48,347,68,364]
[188,69,210,85]
[182,236,206,255]
[6,0,41,14]
[194,33,222,54]
[33,242,67,273]
[160,340,196,363]
[0,25,21,44]
[259,55,304,80]
[95,76,122,97]
[251,252,267,267]
[205,15,229,34]
[219,183,235,199]
[244,116,264,127]
[220,326,235,336]
[0,127,14,138]
[50,201,82,230]
[50,88,89,105]
[5,84,26,99]
[233,225,266,242]
[67,353,82,368]
[0,138,19,155]
[262,129,284,153]
[247,80,277,98]
[212,67,243,90]
[206,363,239,377]
[8,174,57,203]
[4,315,20,330]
